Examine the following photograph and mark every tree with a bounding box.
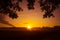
[0,0,23,19]
[0,0,60,19]
[39,0,60,18]
[27,0,35,10]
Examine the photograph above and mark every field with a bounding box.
[0,26,60,40]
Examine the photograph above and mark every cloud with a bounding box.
[0,14,15,27]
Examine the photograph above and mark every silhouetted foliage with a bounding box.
[0,0,60,19]
[39,0,60,18]
[27,0,35,10]
[0,0,23,19]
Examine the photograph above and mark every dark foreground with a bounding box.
[0,26,60,40]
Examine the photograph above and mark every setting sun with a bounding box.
[27,25,31,29]
[26,25,32,30]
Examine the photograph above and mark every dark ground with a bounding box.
[0,26,60,40]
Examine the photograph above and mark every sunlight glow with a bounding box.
[27,25,32,30]
[27,25,31,29]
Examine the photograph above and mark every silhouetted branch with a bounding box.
[0,0,23,19]
[39,0,60,18]
[27,0,35,10]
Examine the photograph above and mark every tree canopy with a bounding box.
[27,0,35,10]
[0,0,23,19]
[39,0,60,18]
[0,0,60,19]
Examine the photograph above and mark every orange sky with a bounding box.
[0,0,60,28]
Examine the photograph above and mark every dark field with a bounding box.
[0,26,60,40]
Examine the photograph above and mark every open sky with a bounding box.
[0,0,60,28]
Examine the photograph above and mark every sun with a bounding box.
[27,25,32,30]
[27,25,31,29]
